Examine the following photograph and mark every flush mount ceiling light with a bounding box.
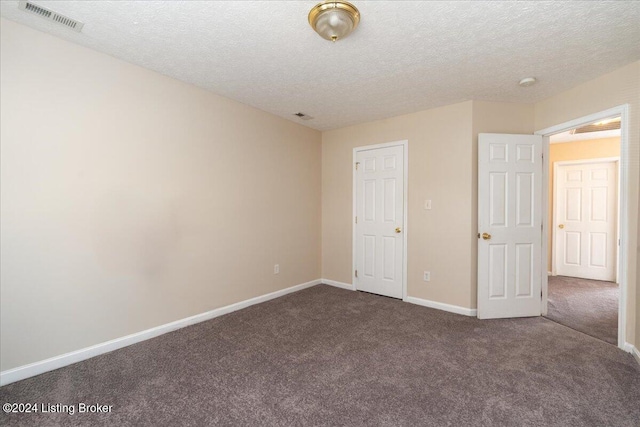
[309,1,360,42]
[518,77,537,87]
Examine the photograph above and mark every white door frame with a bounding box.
[536,104,629,350]
[353,140,409,300]
[551,157,620,279]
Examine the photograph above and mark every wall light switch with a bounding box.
[423,271,431,282]
[274,264,280,274]
[424,200,432,210]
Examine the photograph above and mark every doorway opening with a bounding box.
[536,106,629,349]
[546,123,620,345]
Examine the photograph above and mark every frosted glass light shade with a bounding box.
[309,1,360,42]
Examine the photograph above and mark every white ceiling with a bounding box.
[1,1,639,131]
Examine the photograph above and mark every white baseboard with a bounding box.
[322,281,476,317]
[321,279,355,291]
[0,279,322,387]
[404,296,477,317]
[623,342,640,364]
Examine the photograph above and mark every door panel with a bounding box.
[355,145,404,299]
[555,161,617,281]
[566,188,581,220]
[383,237,396,280]
[516,173,534,226]
[589,232,607,267]
[488,244,507,299]
[383,178,396,221]
[478,133,542,319]
[515,243,533,297]
[364,180,375,221]
[489,172,508,226]
[564,232,581,265]
[363,235,375,277]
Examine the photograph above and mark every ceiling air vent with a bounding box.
[293,112,314,121]
[18,1,84,32]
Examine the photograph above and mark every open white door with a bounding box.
[478,134,542,319]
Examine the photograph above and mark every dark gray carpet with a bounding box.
[545,275,618,345]
[1,285,638,426]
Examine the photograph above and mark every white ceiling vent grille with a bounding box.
[18,1,84,32]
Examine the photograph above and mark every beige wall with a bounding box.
[321,100,534,309]
[0,19,322,371]
[322,101,475,308]
[547,138,621,268]
[534,61,639,347]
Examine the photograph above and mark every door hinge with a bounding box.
[355,216,358,224]
[355,162,360,170]
[355,269,358,278]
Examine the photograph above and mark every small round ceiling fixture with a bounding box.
[519,77,537,87]
[309,1,360,42]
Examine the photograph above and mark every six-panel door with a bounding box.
[555,160,618,281]
[478,134,542,319]
[355,145,404,299]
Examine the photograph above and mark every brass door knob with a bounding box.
[482,233,491,240]
[558,224,564,229]
[395,227,402,233]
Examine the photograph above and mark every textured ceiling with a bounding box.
[1,1,639,131]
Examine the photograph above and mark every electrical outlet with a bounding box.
[424,200,432,210]
[274,264,280,274]
[423,271,431,282]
